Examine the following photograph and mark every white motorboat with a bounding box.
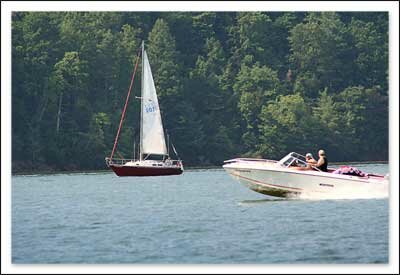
[223,152,389,199]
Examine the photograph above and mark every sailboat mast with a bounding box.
[140,40,144,162]
[167,131,170,157]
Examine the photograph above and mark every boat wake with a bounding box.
[239,198,289,205]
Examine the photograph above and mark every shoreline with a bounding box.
[11,161,389,176]
[11,165,223,176]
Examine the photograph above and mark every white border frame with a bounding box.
[2,1,399,274]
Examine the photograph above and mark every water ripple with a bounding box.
[12,167,389,263]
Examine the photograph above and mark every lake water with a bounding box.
[12,163,389,264]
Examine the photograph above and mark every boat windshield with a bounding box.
[278,152,308,168]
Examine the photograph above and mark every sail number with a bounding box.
[145,102,157,113]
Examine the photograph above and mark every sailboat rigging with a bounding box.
[105,41,183,176]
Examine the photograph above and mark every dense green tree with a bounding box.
[233,61,280,152]
[289,12,355,97]
[147,18,206,163]
[258,93,316,158]
[12,12,63,167]
[349,18,388,91]
[84,112,111,168]
[159,13,196,67]
[147,18,181,98]
[310,89,343,159]
[236,12,273,65]
[47,51,89,167]
[334,86,388,161]
[11,12,389,173]
[188,37,236,163]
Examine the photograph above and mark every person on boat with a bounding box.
[315,149,328,172]
[165,157,172,165]
[290,155,313,170]
[305,153,317,165]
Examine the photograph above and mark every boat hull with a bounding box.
[223,161,388,199]
[110,164,183,177]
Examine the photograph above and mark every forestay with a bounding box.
[141,50,167,156]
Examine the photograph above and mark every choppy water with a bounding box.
[12,164,389,263]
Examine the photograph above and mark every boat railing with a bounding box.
[105,157,136,166]
[105,157,182,167]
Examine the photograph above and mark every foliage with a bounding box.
[258,93,316,158]
[11,12,389,172]
[289,13,355,97]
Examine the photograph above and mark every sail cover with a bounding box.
[141,50,168,155]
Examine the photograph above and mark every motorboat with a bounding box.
[223,152,389,198]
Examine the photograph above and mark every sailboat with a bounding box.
[105,41,183,176]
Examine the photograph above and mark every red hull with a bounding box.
[109,164,183,176]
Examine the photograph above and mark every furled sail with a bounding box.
[141,50,167,155]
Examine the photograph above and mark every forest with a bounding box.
[11,11,389,173]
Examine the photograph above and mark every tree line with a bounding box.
[11,12,388,173]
